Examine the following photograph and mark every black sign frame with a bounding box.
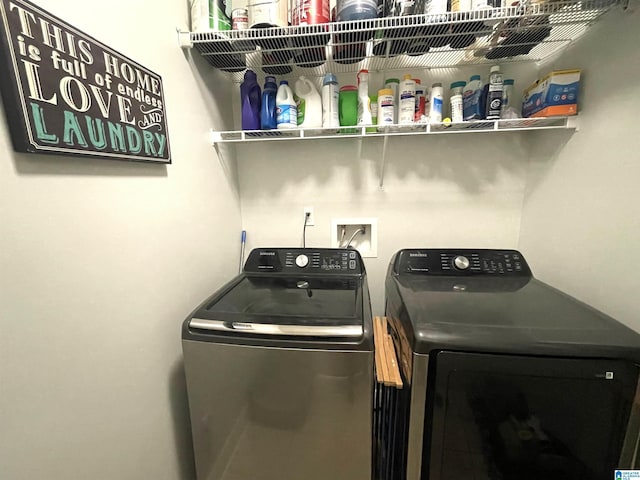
[0,0,171,163]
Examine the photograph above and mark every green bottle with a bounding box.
[209,0,231,31]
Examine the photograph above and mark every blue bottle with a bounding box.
[260,75,277,130]
[240,70,261,130]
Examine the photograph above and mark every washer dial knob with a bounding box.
[454,255,470,270]
[295,254,309,268]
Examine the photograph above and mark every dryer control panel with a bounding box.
[244,248,365,275]
[393,249,531,276]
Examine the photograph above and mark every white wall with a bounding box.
[0,1,241,480]
[236,66,537,315]
[519,7,640,330]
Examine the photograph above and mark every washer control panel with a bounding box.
[393,249,531,276]
[244,248,364,274]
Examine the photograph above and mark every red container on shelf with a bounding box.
[291,0,330,25]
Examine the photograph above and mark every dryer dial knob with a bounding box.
[454,256,470,270]
[295,254,309,268]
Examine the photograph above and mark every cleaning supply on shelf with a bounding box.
[424,0,448,14]
[429,82,444,123]
[399,74,416,125]
[501,79,519,119]
[248,0,288,27]
[336,0,378,21]
[240,70,261,130]
[260,75,278,130]
[357,69,373,126]
[414,79,427,123]
[450,81,466,123]
[191,0,231,32]
[322,73,340,128]
[339,85,358,129]
[463,74,484,121]
[292,0,331,24]
[522,69,581,118]
[485,65,504,120]
[377,88,394,129]
[384,78,400,124]
[370,94,378,126]
[472,0,500,10]
[294,75,322,128]
[450,0,472,11]
[276,80,297,129]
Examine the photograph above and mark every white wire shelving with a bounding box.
[179,0,621,81]
[211,116,578,143]
[211,116,578,188]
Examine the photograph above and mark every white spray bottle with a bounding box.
[357,69,372,126]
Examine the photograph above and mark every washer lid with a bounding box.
[190,275,365,337]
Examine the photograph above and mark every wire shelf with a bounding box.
[183,0,619,81]
[210,116,577,143]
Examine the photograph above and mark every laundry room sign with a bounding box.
[0,0,171,163]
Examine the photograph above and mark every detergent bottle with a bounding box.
[276,80,297,129]
[260,75,278,130]
[294,76,322,128]
[240,69,261,130]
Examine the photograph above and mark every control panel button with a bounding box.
[349,259,356,270]
[453,256,471,270]
[295,254,309,268]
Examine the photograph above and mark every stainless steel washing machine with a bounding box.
[182,247,374,480]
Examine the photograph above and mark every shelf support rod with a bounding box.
[379,135,389,190]
[214,142,225,166]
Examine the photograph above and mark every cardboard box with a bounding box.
[522,69,581,118]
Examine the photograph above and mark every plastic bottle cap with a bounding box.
[450,81,466,89]
[385,78,400,84]
[413,79,421,84]
[432,82,442,88]
[323,73,338,85]
[359,69,369,74]
[266,76,276,83]
[280,80,288,85]
[504,79,515,85]
[245,70,257,80]
[490,66,500,73]
[378,88,393,96]
[403,74,413,80]
[340,85,357,92]
[470,75,481,81]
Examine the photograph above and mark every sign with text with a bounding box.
[0,0,171,163]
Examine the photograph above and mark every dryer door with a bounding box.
[426,351,639,480]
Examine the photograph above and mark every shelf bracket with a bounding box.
[176,27,193,48]
[379,135,389,190]
[566,115,580,131]
[210,130,227,164]
[214,142,224,165]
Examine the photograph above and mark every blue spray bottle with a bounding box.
[240,70,261,130]
[260,75,278,130]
